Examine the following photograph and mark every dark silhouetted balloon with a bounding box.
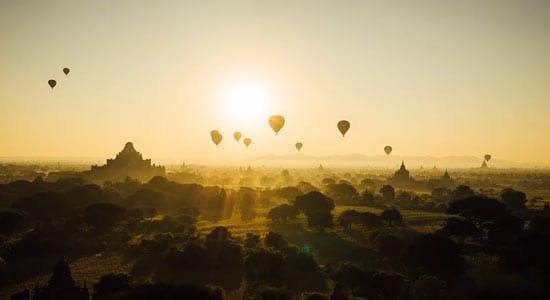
[63,68,70,75]
[233,131,242,142]
[48,79,56,89]
[484,154,491,162]
[384,145,392,155]
[337,120,350,137]
[243,138,252,147]
[210,130,222,146]
[269,115,285,135]
[295,142,303,151]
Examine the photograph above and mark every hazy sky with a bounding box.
[1,0,548,163]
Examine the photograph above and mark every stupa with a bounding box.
[87,142,165,182]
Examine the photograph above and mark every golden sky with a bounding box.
[0,0,548,163]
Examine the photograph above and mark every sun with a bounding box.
[223,81,269,122]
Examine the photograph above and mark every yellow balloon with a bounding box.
[210,130,222,146]
[233,131,242,142]
[243,138,252,147]
[295,142,303,151]
[269,115,285,135]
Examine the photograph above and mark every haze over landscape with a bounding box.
[1,0,548,164]
[1,2,550,300]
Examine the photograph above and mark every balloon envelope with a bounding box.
[337,120,350,137]
[295,142,303,151]
[63,68,70,75]
[210,130,222,146]
[243,138,252,147]
[233,131,242,142]
[484,154,491,162]
[48,79,56,89]
[269,115,285,135]
[384,146,392,155]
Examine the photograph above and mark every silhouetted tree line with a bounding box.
[2,172,549,300]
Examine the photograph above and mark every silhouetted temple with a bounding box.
[86,142,165,182]
[390,161,414,185]
[32,257,89,300]
[481,160,488,169]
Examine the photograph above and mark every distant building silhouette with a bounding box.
[429,169,455,189]
[481,160,488,169]
[32,257,89,300]
[389,161,414,185]
[86,142,165,182]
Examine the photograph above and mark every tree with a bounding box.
[67,184,104,206]
[321,178,336,185]
[275,186,303,202]
[404,234,466,277]
[379,185,395,202]
[295,191,335,214]
[447,196,523,243]
[265,232,289,252]
[447,196,508,227]
[431,188,451,203]
[307,211,334,232]
[500,188,527,211]
[375,234,404,261]
[93,273,131,298]
[239,194,256,221]
[297,181,319,194]
[437,217,480,242]
[244,233,260,248]
[84,202,125,230]
[359,190,375,206]
[338,210,362,231]
[244,249,286,284]
[396,191,412,203]
[360,212,383,228]
[326,183,358,205]
[450,185,474,200]
[360,178,375,189]
[126,188,165,209]
[267,204,299,222]
[380,209,403,226]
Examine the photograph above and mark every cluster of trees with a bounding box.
[2,171,549,300]
[268,191,336,231]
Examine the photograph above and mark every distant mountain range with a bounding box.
[249,153,549,169]
[2,154,548,169]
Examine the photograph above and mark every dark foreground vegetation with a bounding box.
[1,166,549,299]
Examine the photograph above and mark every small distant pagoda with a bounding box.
[439,170,454,188]
[481,160,488,169]
[32,257,89,300]
[87,142,165,182]
[389,161,414,185]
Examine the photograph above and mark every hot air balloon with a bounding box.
[210,130,222,146]
[484,154,491,162]
[63,68,70,75]
[269,115,285,135]
[48,79,56,89]
[384,146,392,155]
[337,120,350,137]
[243,138,252,147]
[295,142,303,151]
[233,131,242,142]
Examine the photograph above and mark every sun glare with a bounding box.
[223,81,269,122]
